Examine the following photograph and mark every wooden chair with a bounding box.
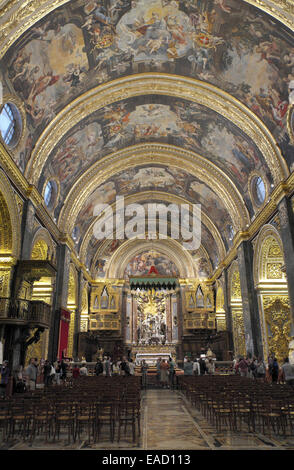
[29,401,54,443]
[0,401,10,441]
[74,402,96,443]
[117,400,137,445]
[95,401,115,443]
[53,402,75,444]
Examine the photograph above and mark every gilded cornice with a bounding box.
[69,248,92,284]
[0,0,293,63]
[0,167,21,257]
[79,190,226,265]
[0,143,61,244]
[25,74,288,186]
[246,0,294,30]
[106,238,197,279]
[0,142,28,197]
[0,0,71,58]
[209,172,294,282]
[58,143,250,236]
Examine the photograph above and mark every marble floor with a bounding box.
[1,389,294,451]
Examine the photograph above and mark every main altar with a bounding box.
[133,344,177,366]
[128,268,179,364]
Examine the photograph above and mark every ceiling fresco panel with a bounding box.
[1,0,294,174]
[39,95,273,218]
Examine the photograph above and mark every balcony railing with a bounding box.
[0,298,51,328]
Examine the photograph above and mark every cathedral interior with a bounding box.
[0,0,294,452]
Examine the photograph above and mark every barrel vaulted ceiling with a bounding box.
[1,0,294,280]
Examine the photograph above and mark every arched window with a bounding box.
[0,103,16,145]
[251,175,266,206]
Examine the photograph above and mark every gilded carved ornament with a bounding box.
[79,190,226,266]
[0,0,293,64]
[58,143,249,235]
[232,310,246,357]
[106,238,196,280]
[25,75,287,187]
[263,295,291,364]
[286,105,294,144]
[0,169,21,258]
[253,226,285,286]
[231,270,242,300]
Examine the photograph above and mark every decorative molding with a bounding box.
[79,190,226,267]
[58,143,250,236]
[25,74,288,187]
[0,0,293,64]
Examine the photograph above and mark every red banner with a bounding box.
[58,308,71,360]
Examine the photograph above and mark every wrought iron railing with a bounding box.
[0,297,51,327]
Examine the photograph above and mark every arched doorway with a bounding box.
[254,226,292,363]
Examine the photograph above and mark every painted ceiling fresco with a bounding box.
[2,0,294,173]
[82,192,219,280]
[124,251,180,278]
[86,230,215,280]
[72,164,233,250]
[39,95,272,218]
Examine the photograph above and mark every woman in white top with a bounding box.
[128,359,135,375]
[79,364,88,376]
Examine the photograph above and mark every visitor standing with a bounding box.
[60,359,68,382]
[270,357,279,383]
[184,358,193,375]
[54,360,62,385]
[72,364,80,379]
[43,360,51,387]
[95,358,103,376]
[281,357,294,388]
[120,356,130,376]
[112,361,120,376]
[169,356,176,389]
[128,359,135,375]
[256,357,266,380]
[207,358,215,375]
[79,363,88,376]
[141,359,148,389]
[193,358,200,376]
[103,356,111,376]
[25,358,38,391]
[238,357,249,377]
[156,358,161,386]
[199,357,207,375]
[160,359,169,388]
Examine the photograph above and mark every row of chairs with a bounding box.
[178,375,294,436]
[0,376,141,445]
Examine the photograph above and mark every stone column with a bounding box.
[278,197,294,324]
[165,294,171,343]
[223,268,234,353]
[47,243,71,361]
[73,269,83,361]
[177,285,185,360]
[20,200,36,259]
[8,200,36,367]
[237,240,263,358]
